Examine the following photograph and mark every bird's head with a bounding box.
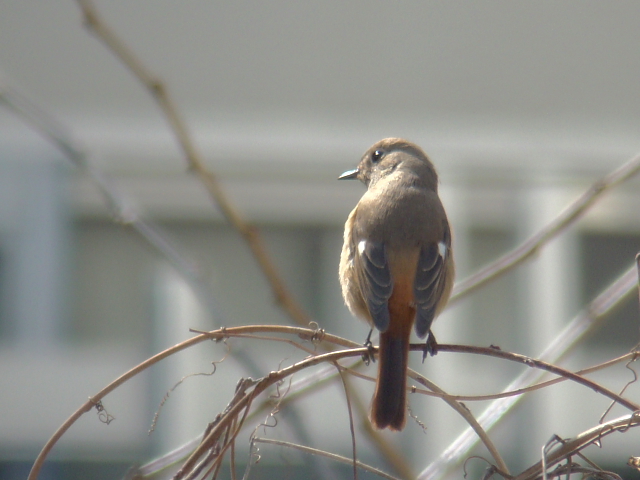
[339,138,438,191]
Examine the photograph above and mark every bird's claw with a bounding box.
[362,328,376,365]
[422,332,439,362]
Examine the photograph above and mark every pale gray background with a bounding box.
[1,2,639,479]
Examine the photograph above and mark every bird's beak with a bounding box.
[338,168,359,180]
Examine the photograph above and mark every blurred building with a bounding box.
[0,2,639,479]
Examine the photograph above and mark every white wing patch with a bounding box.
[438,241,447,259]
[358,239,367,256]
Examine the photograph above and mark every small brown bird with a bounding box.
[339,138,454,431]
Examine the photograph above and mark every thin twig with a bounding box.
[29,322,637,479]
[543,465,622,480]
[637,252,640,326]
[26,325,350,480]
[0,79,321,473]
[410,374,511,475]
[407,351,636,403]
[340,372,416,479]
[451,151,640,302]
[599,350,640,423]
[335,363,359,480]
[137,357,368,477]
[266,357,417,479]
[74,0,310,326]
[174,348,369,479]
[229,428,237,480]
[196,331,640,413]
[252,437,401,480]
[515,412,640,480]
[195,398,254,480]
[429,345,640,412]
[419,262,639,480]
[0,83,222,319]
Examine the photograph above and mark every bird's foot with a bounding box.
[362,328,376,365]
[422,332,439,362]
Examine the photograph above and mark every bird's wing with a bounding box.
[356,240,393,332]
[414,225,451,338]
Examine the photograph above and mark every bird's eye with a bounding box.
[372,149,385,162]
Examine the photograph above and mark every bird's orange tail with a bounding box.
[370,328,410,431]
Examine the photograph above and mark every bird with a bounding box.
[338,138,454,431]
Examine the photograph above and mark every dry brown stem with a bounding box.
[515,413,640,480]
[173,347,367,479]
[27,318,639,480]
[75,0,310,326]
[0,85,220,315]
[429,344,640,412]
[408,371,511,475]
[335,363,359,480]
[451,152,640,302]
[408,351,637,402]
[26,325,349,480]
[341,373,417,479]
[421,261,640,480]
[30,323,630,479]
[252,437,401,480]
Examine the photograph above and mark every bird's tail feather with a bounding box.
[370,331,409,431]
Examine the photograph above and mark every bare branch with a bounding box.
[74,0,310,325]
[29,321,639,480]
[26,325,346,480]
[409,373,510,475]
[428,344,640,412]
[0,83,223,318]
[410,351,636,402]
[253,437,401,480]
[332,370,417,480]
[174,347,368,479]
[419,263,639,480]
[599,351,639,423]
[451,152,640,302]
[335,363,359,480]
[515,413,640,480]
